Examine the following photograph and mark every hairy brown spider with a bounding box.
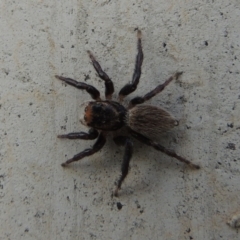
[55,30,200,197]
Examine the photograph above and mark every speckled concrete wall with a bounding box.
[1,0,240,239]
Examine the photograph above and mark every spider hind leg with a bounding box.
[130,129,200,169]
[129,72,183,108]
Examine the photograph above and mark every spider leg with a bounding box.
[129,129,200,169]
[113,136,133,197]
[129,72,183,108]
[88,51,114,100]
[61,132,106,167]
[58,128,98,140]
[119,30,143,101]
[55,75,101,100]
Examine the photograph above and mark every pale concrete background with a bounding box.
[1,0,240,239]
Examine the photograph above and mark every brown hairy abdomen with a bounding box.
[126,105,178,139]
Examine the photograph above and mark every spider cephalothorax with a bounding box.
[55,30,200,197]
[81,101,127,131]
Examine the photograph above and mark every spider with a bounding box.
[55,30,200,197]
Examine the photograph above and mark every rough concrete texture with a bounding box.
[1,0,240,239]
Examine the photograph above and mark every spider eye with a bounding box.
[92,104,102,113]
[84,107,87,112]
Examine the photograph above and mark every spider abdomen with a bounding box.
[82,101,127,131]
[126,105,179,139]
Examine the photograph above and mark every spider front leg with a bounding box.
[88,51,114,100]
[119,30,143,101]
[129,72,183,108]
[55,75,101,100]
[61,132,106,167]
[113,136,133,197]
[130,129,200,169]
[58,128,98,140]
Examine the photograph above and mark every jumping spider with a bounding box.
[55,30,200,197]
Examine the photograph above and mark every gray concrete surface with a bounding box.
[1,0,240,239]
